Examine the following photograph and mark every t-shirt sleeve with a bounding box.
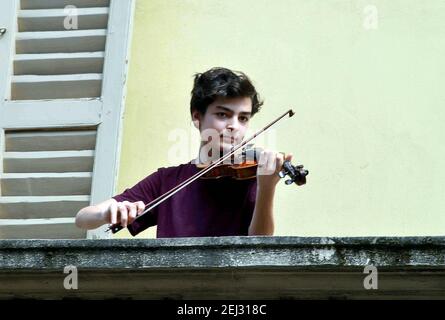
[112,169,163,224]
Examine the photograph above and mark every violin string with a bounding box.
[108,109,294,231]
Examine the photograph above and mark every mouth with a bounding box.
[220,133,236,140]
[218,136,237,152]
[220,137,237,146]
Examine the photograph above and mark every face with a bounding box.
[193,96,252,155]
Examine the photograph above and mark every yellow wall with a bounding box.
[114,0,445,238]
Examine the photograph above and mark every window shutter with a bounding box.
[0,0,135,239]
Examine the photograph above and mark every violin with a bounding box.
[107,109,309,236]
[196,145,308,185]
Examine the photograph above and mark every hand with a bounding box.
[257,150,293,189]
[102,200,145,228]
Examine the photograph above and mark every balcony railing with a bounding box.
[0,236,444,299]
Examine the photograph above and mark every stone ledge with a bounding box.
[1,236,444,270]
[1,236,444,299]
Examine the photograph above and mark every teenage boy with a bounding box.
[75,67,292,237]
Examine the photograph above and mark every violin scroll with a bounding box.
[278,160,309,186]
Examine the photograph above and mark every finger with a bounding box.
[126,202,137,224]
[109,202,117,225]
[285,153,293,162]
[258,150,268,175]
[266,151,276,175]
[136,201,145,215]
[118,203,128,228]
[253,146,264,162]
[258,150,267,167]
[276,152,284,169]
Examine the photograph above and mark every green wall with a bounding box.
[114,0,445,238]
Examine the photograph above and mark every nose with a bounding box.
[226,116,239,132]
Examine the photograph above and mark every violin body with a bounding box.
[195,145,309,185]
[196,161,258,180]
[196,145,261,180]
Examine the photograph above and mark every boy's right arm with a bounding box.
[75,199,145,230]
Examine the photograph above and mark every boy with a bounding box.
[75,67,292,237]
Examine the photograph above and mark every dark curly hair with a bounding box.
[190,67,263,117]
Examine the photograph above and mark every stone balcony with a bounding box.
[0,236,444,299]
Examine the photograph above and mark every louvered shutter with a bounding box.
[0,0,135,239]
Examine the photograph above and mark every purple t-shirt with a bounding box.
[112,162,257,238]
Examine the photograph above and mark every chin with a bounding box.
[221,142,235,150]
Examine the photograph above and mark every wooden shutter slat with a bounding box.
[6,130,97,151]
[1,172,92,196]
[4,150,95,173]
[20,0,110,10]
[0,217,84,239]
[16,29,107,54]
[0,196,90,219]
[14,52,104,75]
[18,8,109,32]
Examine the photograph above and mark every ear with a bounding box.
[191,110,201,129]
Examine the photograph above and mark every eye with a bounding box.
[216,112,227,118]
[239,116,250,123]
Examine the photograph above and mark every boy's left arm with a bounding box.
[248,150,293,236]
